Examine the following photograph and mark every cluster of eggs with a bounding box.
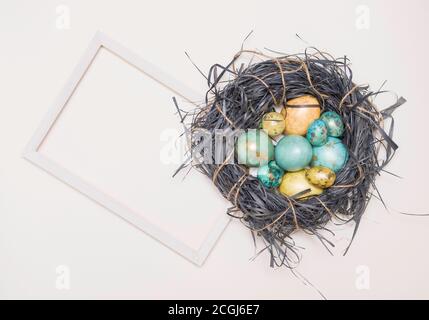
[236,95,348,199]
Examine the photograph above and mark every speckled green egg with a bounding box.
[320,111,345,137]
[257,161,284,188]
[236,130,274,167]
[306,119,328,146]
[311,137,348,172]
[305,166,336,188]
[275,135,313,172]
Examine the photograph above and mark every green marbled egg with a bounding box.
[236,130,274,167]
[320,111,345,137]
[257,161,284,188]
[311,137,348,172]
[306,119,328,146]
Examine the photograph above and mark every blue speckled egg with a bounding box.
[275,135,313,172]
[320,111,345,137]
[311,137,349,172]
[306,119,328,146]
[257,161,284,188]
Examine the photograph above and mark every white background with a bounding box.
[36,46,229,255]
[1,0,429,299]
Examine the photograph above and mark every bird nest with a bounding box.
[174,48,405,268]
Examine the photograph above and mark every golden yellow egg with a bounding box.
[262,112,286,137]
[279,170,323,199]
[281,95,321,136]
[305,166,336,189]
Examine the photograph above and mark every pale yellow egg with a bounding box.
[305,166,336,189]
[262,112,286,137]
[279,170,323,199]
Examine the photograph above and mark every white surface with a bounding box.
[1,0,429,299]
[24,32,230,265]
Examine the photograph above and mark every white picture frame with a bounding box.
[23,31,230,266]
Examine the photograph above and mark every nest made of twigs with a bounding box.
[175,48,405,269]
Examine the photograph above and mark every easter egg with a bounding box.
[262,112,286,137]
[257,161,284,188]
[279,170,323,199]
[236,130,274,167]
[281,95,321,136]
[305,166,336,188]
[320,111,345,137]
[311,137,348,172]
[275,135,312,172]
[306,119,328,146]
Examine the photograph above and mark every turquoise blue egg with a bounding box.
[275,135,313,172]
[236,130,274,167]
[311,137,348,172]
[306,119,328,146]
[320,111,345,137]
[257,161,284,188]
